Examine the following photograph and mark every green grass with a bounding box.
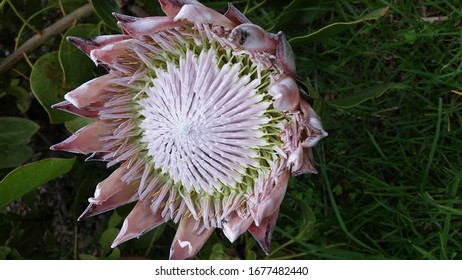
[271,0,462,260]
[1,0,461,260]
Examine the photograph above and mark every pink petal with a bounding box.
[51,100,100,118]
[222,213,253,243]
[248,208,279,255]
[117,15,182,36]
[299,99,328,147]
[276,32,296,78]
[112,12,138,23]
[292,147,317,176]
[89,39,134,65]
[269,75,300,112]
[64,75,112,108]
[67,35,129,57]
[159,0,204,18]
[174,4,235,30]
[169,215,214,260]
[251,170,290,226]
[50,120,107,154]
[224,3,251,25]
[287,144,303,172]
[78,165,138,220]
[230,23,277,53]
[111,199,165,247]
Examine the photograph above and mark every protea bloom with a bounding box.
[51,0,327,259]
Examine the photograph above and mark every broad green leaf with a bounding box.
[100,228,119,256]
[327,83,398,109]
[289,7,389,47]
[0,246,11,259]
[64,116,93,133]
[104,247,120,260]
[30,52,75,124]
[108,212,122,228]
[0,158,75,208]
[0,117,39,144]
[0,144,33,169]
[90,0,121,31]
[7,86,31,113]
[59,24,100,89]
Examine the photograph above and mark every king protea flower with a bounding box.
[51,0,327,259]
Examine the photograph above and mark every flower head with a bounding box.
[51,0,327,259]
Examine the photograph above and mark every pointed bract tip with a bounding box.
[224,3,251,25]
[113,12,138,23]
[65,36,98,56]
[248,209,280,255]
[77,203,96,221]
[222,215,253,243]
[50,100,66,110]
[111,219,130,248]
[110,200,165,247]
[169,216,214,260]
[276,31,296,78]
[50,100,99,118]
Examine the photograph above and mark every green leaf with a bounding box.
[48,0,88,14]
[90,0,121,31]
[270,0,324,31]
[136,0,163,16]
[7,86,31,113]
[108,212,122,228]
[30,52,75,124]
[209,243,226,260]
[0,158,75,208]
[79,254,98,260]
[0,117,39,144]
[64,116,93,133]
[294,198,316,241]
[0,246,11,260]
[289,7,390,47]
[104,247,120,260]
[0,144,33,169]
[0,0,8,9]
[59,24,100,89]
[99,228,119,256]
[246,250,257,260]
[437,205,462,216]
[327,83,398,109]
[0,117,38,168]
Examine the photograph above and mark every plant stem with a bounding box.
[0,3,93,75]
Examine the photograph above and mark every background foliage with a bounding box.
[0,0,461,260]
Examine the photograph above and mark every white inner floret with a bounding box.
[138,47,271,194]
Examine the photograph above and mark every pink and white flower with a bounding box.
[51,0,327,259]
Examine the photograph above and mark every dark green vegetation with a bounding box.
[0,0,461,260]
